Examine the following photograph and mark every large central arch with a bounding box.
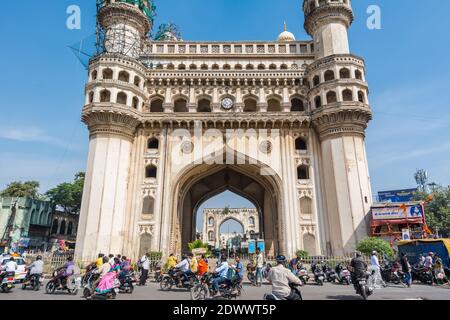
[171,162,284,257]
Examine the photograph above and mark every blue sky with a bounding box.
[1,1,450,232]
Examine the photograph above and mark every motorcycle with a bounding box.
[45,269,80,295]
[312,265,325,286]
[160,268,198,291]
[297,264,310,285]
[355,271,374,300]
[81,263,97,287]
[21,273,43,291]
[118,271,135,294]
[335,264,351,285]
[324,265,338,283]
[264,283,303,301]
[191,272,242,300]
[87,278,120,300]
[411,265,433,285]
[0,271,15,293]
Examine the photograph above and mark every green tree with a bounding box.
[356,237,394,257]
[0,181,41,198]
[414,186,450,237]
[187,239,209,252]
[46,172,85,214]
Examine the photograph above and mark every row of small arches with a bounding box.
[89,90,141,109]
[92,68,142,87]
[312,68,362,87]
[313,89,366,108]
[156,63,299,71]
[208,216,255,226]
[148,97,306,113]
[51,219,74,236]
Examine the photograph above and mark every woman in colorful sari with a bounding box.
[93,262,121,296]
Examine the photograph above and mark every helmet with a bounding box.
[429,252,433,256]
[276,255,286,263]
[36,255,42,260]
[355,251,362,258]
[372,251,377,255]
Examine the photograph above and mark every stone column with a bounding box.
[312,109,372,255]
[75,109,140,262]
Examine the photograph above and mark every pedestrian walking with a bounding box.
[370,251,386,288]
[400,253,412,288]
[255,249,264,287]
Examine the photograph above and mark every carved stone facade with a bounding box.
[75,0,373,262]
[201,208,259,248]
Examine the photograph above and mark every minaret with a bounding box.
[303,0,373,255]
[75,0,152,261]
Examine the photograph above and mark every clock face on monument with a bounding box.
[221,98,234,110]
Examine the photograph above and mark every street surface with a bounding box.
[2,280,449,301]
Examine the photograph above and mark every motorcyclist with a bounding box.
[26,255,44,281]
[212,255,229,297]
[175,255,191,285]
[1,257,17,281]
[350,252,367,292]
[267,255,302,300]
[56,256,75,288]
[119,256,130,283]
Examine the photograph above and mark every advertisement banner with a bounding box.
[372,204,423,221]
[378,188,418,203]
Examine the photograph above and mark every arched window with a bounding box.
[355,69,363,80]
[358,91,365,103]
[291,98,304,112]
[324,70,335,81]
[313,75,320,86]
[342,89,353,102]
[132,97,139,109]
[150,98,164,112]
[234,64,242,70]
[314,96,322,108]
[88,91,94,103]
[280,64,288,70]
[102,68,113,80]
[249,216,255,226]
[300,197,313,215]
[178,64,186,70]
[246,64,254,70]
[91,70,98,81]
[59,220,66,235]
[208,231,214,242]
[189,64,197,70]
[118,71,130,82]
[326,91,337,104]
[148,137,159,149]
[303,233,316,255]
[167,63,175,70]
[174,98,188,112]
[197,99,212,112]
[117,92,128,105]
[212,64,219,70]
[134,76,141,87]
[200,64,208,70]
[340,68,350,79]
[269,64,277,70]
[100,89,111,102]
[51,219,58,234]
[297,165,310,180]
[142,196,155,215]
[145,165,157,179]
[208,217,214,225]
[295,137,307,151]
[258,64,265,70]
[243,98,257,112]
[67,222,73,236]
[223,64,231,70]
[267,98,281,112]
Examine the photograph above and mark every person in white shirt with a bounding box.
[255,249,264,287]
[4,257,18,273]
[267,255,302,300]
[370,251,386,288]
[139,253,150,286]
[212,255,229,296]
[175,255,191,285]
[424,252,433,270]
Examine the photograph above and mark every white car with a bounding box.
[0,256,28,282]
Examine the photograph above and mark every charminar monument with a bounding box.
[75,0,373,261]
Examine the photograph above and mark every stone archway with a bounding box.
[171,163,283,257]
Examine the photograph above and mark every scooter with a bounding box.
[22,273,43,291]
[297,264,310,285]
[264,283,303,300]
[0,271,15,293]
[355,271,374,300]
[335,264,351,285]
[87,278,121,300]
[119,272,135,293]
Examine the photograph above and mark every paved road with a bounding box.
[2,280,450,300]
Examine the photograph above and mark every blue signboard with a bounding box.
[248,240,256,254]
[378,188,418,203]
[257,240,265,253]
